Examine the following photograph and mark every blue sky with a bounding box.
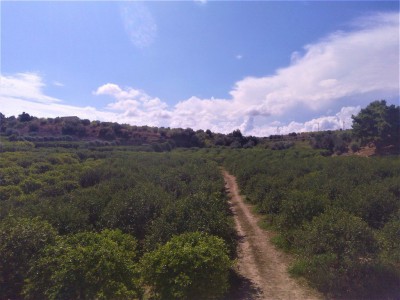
[1,1,399,136]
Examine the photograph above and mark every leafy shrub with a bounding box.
[379,216,400,264]
[277,190,327,230]
[270,141,294,150]
[145,192,236,255]
[20,178,42,194]
[140,232,231,300]
[0,217,57,299]
[294,209,380,297]
[101,183,169,239]
[0,185,22,201]
[0,166,25,186]
[79,167,104,188]
[24,230,141,300]
[350,142,360,152]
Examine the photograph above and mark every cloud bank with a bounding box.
[1,12,398,136]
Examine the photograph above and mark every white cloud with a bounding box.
[0,73,62,104]
[120,2,157,49]
[0,95,114,121]
[194,0,208,5]
[53,81,64,87]
[1,12,398,137]
[236,54,243,60]
[247,106,361,137]
[230,11,399,118]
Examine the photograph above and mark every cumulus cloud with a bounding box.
[1,12,398,136]
[230,11,399,118]
[94,83,169,125]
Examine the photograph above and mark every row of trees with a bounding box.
[1,149,235,299]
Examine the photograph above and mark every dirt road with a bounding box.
[223,170,321,300]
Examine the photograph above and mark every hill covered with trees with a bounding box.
[0,112,259,151]
[1,100,398,155]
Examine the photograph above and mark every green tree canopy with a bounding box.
[140,232,232,300]
[0,217,57,299]
[24,229,141,300]
[352,100,400,149]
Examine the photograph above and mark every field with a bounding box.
[1,138,399,299]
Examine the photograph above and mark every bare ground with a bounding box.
[223,170,321,300]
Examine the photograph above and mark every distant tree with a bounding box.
[24,229,141,300]
[81,119,91,126]
[352,100,400,150]
[18,112,33,122]
[0,113,6,132]
[141,232,231,300]
[232,129,243,139]
[0,217,57,299]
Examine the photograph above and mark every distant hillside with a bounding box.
[0,112,261,150]
[2,100,398,156]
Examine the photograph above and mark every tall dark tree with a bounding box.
[352,100,400,150]
[18,112,33,122]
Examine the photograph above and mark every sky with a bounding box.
[1,1,399,136]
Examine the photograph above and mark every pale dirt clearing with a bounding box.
[223,170,321,300]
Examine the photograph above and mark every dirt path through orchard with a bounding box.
[223,170,321,300]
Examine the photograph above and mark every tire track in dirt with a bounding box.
[223,170,321,300]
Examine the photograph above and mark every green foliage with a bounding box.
[24,229,141,300]
[310,130,350,154]
[20,177,42,194]
[0,217,57,299]
[292,209,398,299]
[145,192,236,255]
[222,148,400,298]
[140,232,231,300]
[79,165,106,188]
[0,148,236,298]
[297,209,378,261]
[101,183,170,239]
[379,215,400,265]
[277,190,327,230]
[0,166,25,186]
[0,185,22,201]
[352,100,400,149]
